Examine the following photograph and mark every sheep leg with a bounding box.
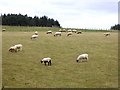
[49,61,51,66]
[44,62,46,66]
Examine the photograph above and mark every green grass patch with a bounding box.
[2,26,118,88]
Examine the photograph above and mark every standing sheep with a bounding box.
[46,30,52,34]
[77,31,82,34]
[31,35,39,39]
[54,32,62,37]
[104,32,110,37]
[2,29,6,32]
[72,30,77,33]
[67,32,72,36]
[8,46,17,52]
[8,44,23,52]
[14,44,23,51]
[76,54,88,62]
[41,57,52,66]
[35,31,38,35]
[67,29,72,32]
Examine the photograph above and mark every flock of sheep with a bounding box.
[8,28,111,66]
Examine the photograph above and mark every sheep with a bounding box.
[62,29,66,32]
[35,31,38,35]
[59,29,62,32]
[54,32,61,37]
[67,32,72,36]
[59,29,66,32]
[77,31,82,34]
[14,44,22,51]
[8,44,23,52]
[76,54,88,62]
[2,29,6,32]
[46,30,52,34]
[67,29,72,32]
[104,32,110,37]
[41,57,52,66]
[31,34,38,39]
[8,46,17,52]
[72,30,77,33]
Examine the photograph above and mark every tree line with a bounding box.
[111,24,120,30]
[1,13,61,27]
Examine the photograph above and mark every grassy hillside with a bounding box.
[2,26,118,88]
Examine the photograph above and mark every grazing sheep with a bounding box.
[31,35,38,39]
[54,32,61,37]
[59,29,62,32]
[14,44,22,51]
[67,29,72,32]
[59,29,66,32]
[67,32,72,36]
[77,31,82,34]
[2,29,6,32]
[76,54,88,62]
[35,31,38,35]
[72,30,77,33]
[8,46,17,52]
[46,30,52,34]
[41,57,52,66]
[8,44,23,52]
[62,29,66,32]
[104,32,110,37]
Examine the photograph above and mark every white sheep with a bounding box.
[31,35,38,39]
[14,44,22,51]
[67,29,72,32]
[46,30,52,34]
[2,29,6,32]
[72,30,77,33]
[59,29,66,32]
[8,44,23,52]
[35,31,38,35]
[76,54,88,62]
[59,29,62,32]
[77,31,82,34]
[54,32,61,37]
[8,46,17,52]
[41,57,52,66]
[104,32,110,37]
[67,32,72,36]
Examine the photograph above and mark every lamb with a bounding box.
[31,35,38,39]
[46,30,52,34]
[35,31,38,35]
[67,32,72,36]
[104,32,110,37]
[76,54,88,62]
[54,32,61,37]
[41,57,52,66]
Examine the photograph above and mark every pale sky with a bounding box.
[0,0,118,29]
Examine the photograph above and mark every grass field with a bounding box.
[2,26,118,88]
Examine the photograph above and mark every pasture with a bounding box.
[2,26,118,88]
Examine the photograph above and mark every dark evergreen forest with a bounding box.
[111,24,120,30]
[1,13,61,27]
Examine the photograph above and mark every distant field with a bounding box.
[2,26,118,88]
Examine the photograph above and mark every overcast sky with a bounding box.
[0,0,118,29]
